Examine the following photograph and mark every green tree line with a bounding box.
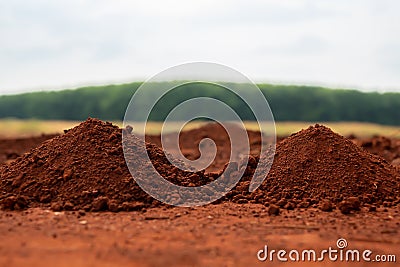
[0,82,399,125]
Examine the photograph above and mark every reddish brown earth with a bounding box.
[0,203,399,267]
[240,125,400,210]
[0,119,215,211]
[0,134,57,165]
[145,123,265,172]
[0,120,399,266]
[352,135,400,170]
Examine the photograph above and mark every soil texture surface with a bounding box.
[0,119,399,266]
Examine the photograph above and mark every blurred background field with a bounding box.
[0,119,81,138]
[1,83,399,125]
[1,119,399,138]
[1,83,399,141]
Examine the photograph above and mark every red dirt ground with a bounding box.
[0,120,399,266]
[0,134,58,165]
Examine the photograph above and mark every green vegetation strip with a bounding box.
[0,82,399,125]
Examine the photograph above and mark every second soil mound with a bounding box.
[229,124,400,208]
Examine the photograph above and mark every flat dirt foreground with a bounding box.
[0,203,399,267]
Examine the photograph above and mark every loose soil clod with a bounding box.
[319,199,333,212]
[268,204,280,215]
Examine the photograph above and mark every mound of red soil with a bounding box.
[228,124,400,210]
[0,119,398,213]
[0,118,210,211]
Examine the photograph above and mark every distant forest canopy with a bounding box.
[0,82,399,125]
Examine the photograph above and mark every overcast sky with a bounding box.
[0,0,399,95]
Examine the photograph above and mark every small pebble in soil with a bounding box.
[268,204,280,216]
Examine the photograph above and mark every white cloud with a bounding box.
[0,0,399,94]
